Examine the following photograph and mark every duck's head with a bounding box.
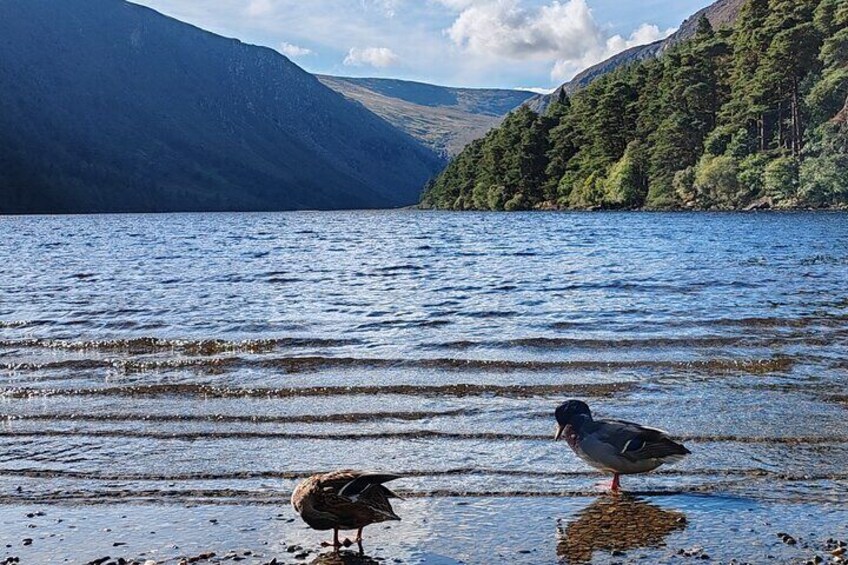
[554,400,592,441]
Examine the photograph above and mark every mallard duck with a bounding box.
[554,400,690,492]
[291,470,403,549]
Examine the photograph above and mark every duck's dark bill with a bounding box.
[555,425,565,441]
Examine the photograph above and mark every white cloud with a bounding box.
[551,22,674,81]
[443,0,675,83]
[370,0,401,18]
[446,0,602,59]
[343,46,400,68]
[278,42,312,58]
[245,0,273,17]
[517,86,557,95]
[131,0,682,89]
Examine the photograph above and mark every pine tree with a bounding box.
[420,0,847,211]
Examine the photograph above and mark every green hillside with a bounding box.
[422,0,848,211]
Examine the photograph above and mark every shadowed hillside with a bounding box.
[0,0,443,214]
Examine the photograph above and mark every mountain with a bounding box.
[424,0,848,212]
[318,76,535,158]
[528,0,747,113]
[0,0,443,214]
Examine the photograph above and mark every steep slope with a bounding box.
[528,0,746,112]
[318,76,534,158]
[425,0,848,212]
[0,0,442,214]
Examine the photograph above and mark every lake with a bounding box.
[1,211,847,564]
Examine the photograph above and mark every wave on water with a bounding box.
[1,429,846,443]
[0,355,796,375]
[0,337,360,355]
[0,467,845,482]
[427,336,831,350]
[2,214,847,520]
[0,381,635,399]
[0,409,477,424]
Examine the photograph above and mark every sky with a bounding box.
[130,0,715,91]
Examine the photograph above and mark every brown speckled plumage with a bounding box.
[291,470,402,536]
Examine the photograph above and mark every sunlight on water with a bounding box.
[1,211,847,563]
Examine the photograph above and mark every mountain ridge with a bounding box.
[0,0,442,214]
[528,0,747,113]
[424,0,848,212]
[318,76,534,158]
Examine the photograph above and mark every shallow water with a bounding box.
[1,211,847,563]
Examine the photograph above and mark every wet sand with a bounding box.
[1,495,847,564]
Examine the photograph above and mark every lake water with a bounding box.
[1,211,847,564]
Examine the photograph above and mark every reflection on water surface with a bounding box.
[557,496,687,563]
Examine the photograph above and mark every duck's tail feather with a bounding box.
[660,452,689,465]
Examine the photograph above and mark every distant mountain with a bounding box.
[0,0,443,214]
[318,76,535,158]
[528,0,746,113]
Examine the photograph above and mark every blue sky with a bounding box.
[131,0,714,91]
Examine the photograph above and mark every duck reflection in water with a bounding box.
[557,495,687,564]
[310,550,382,565]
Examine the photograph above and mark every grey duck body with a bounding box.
[555,400,690,490]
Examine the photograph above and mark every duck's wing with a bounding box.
[338,472,404,500]
[594,419,691,464]
[313,471,402,523]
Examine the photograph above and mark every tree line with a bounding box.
[421,0,848,211]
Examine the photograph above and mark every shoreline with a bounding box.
[2,495,847,564]
[2,206,848,217]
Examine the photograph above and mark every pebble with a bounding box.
[777,533,797,546]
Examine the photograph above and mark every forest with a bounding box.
[421,0,848,211]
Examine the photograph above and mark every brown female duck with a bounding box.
[291,470,404,549]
